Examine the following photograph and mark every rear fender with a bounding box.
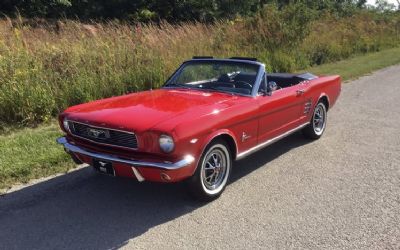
[318,93,330,108]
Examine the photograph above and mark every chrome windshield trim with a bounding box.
[57,137,195,170]
[251,64,266,97]
[163,59,265,97]
[236,122,309,160]
[186,58,264,66]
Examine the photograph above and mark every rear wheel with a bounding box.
[303,101,327,139]
[188,140,232,201]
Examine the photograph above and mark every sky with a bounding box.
[366,0,399,6]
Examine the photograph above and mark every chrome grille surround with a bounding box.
[67,120,138,149]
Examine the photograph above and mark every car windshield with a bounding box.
[164,61,260,95]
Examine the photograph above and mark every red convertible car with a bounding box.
[57,57,341,200]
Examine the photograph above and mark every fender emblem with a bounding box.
[242,132,251,142]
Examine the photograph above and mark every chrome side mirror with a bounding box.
[265,81,277,96]
[269,81,278,92]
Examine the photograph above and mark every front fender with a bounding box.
[189,129,239,175]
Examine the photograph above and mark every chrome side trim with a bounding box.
[236,122,309,160]
[56,137,195,170]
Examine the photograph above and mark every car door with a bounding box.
[257,74,305,143]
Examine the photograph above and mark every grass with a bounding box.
[1,47,399,192]
[0,122,74,191]
[308,47,400,81]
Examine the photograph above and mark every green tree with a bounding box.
[0,0,382,21]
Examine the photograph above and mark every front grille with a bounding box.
[68,121,138,149]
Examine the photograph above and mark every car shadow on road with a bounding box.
[231,132,311,182]
[0,132,311,250]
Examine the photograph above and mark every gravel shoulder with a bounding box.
[1,65,399,249]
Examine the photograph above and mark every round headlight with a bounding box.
[159,135,174,153]
[63,117,70,132]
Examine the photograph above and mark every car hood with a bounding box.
[64,88,240,132]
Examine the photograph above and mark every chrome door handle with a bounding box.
[296,89,305,95]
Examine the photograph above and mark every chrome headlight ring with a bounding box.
[159,134,175,153]
[63,117,70,132]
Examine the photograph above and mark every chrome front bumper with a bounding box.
[56,137,195,170]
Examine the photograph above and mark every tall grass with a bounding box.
[0,7,399,126]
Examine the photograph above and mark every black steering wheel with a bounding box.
[233,81,252,90]
[216,82,236,88]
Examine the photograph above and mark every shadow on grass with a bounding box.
[0,132,310,249]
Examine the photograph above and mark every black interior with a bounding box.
[230,72,257,84]
[266,73,306,88]
[168,71,317,95]
[200,72,257,95]
[201,72,313,94]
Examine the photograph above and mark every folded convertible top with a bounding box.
[267,72,318,80]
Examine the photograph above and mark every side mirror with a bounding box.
[268,81,278,92]
[264,81,275,96]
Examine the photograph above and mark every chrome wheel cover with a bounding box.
[200,145,230,195]
[313,103,326,136]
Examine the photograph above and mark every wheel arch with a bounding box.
[210,133,238,160]
[195,130,238,170]
[318,94,330,111]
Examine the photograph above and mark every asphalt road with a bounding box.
[1,65,400,250]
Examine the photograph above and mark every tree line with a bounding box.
[2,0,398,22]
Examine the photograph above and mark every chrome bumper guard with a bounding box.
[56,137,195,170]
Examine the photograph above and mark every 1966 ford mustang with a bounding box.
[57,57,341,200]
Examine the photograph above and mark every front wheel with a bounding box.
[302,101,327,139]
[188,140,232,201]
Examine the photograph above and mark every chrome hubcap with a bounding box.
[313,104,326,135]
[201,149,227,191]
